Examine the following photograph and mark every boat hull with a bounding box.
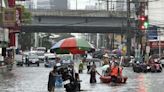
[100,76,128,83]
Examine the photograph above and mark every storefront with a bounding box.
[148,41,164,55]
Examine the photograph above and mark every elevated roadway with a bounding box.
[21,9,135,33]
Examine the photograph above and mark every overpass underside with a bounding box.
[21,16,132,34]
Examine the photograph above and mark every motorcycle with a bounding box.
[64,73,81,92]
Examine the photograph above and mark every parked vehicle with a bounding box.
[148,55,162,72]
[149,62,162,72]
[133,62,162,73]
[133,62,148,73]
[36,47,46,62]
[27,53,40,67]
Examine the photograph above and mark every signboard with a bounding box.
[149,41,164,48]
[8,0,15,7]
[15,5,22,29]
[147,26,158,40]
[3,8,16,27]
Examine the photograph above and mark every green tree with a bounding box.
[16,5,32,24]
[18,32,34,51]
[40,33,52,49]
[22,9,32,24]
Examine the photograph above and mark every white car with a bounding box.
[44,53,56,67]
[159,57,164,67]
[28,54,40,67]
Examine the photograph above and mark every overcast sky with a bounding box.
[149,0,164,27]
[34,0,96,9]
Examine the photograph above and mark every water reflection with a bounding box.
[137,74,147,92]
[111,86,119,92]
[0,65,164,92]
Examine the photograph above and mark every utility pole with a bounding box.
[107,0,109,11]
[126,0,131,57]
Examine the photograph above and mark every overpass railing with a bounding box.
[29,9,127,17]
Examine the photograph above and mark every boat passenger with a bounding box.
[110,62,123,83]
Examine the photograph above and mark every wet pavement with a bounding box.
[0,63,164,92]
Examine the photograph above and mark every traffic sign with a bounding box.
[147,26,158,40]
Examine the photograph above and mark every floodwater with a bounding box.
[0,63,164,92]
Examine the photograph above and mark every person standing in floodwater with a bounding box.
[87,62,91,74]
[79,61,84,73]
[89,65,100,83]
[48,66,57,92]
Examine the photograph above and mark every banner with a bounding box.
[15,5,22,30]
[8,0,15,7]
[9,5,22,32]
[3,8,16,27]
[149,41,164,48]
[9,33,15,46]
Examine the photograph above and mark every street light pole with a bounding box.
[158,29,161,57]
[126,0,131,57]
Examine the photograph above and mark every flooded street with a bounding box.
[0,63,164,92]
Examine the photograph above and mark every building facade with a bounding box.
[49,0,68,10]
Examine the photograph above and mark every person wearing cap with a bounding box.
[102,53,109,66]
[48,66,57,92]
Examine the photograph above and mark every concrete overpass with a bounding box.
[21,9,136,33]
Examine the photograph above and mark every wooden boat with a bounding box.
[100,76,128,83]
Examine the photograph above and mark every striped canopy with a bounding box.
[51,37,95,54]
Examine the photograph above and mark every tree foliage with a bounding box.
[16,5,32,24]
[18,32,34,51]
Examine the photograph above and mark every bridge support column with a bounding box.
[97,33,100,48]
[34,33,38,47]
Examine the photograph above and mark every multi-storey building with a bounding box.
[49,0,68,10]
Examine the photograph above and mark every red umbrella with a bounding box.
[51,37,95,54]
